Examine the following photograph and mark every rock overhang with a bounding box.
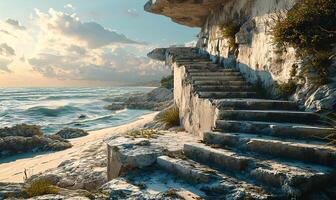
[144,0,230,27]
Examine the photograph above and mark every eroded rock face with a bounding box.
[144,0,229,27]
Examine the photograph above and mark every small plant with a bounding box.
[220,21,240,50]
[157,106,180,128]
[126,129,162,139]
[24,179,60,198]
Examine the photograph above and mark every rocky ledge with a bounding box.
[144,0,228,27]
[0,124,72,158]
[105,87,173,111]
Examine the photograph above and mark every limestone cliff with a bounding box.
[145,0,336,112]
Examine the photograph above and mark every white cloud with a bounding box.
[34,8,141,48]
[24,9,169,84]
[64,4,75,10]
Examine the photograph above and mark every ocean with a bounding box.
[0,87,154,135]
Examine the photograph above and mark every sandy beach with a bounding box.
[0,112,157,183]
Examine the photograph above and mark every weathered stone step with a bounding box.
[215,120,335,140]
[157,155,217,184]
[184,143,335,196]
[197,91,256,99]
[190,76,243,81]
[188,71,241,76]
[187,68,239,73]
[213,99,298,110]
[218,110,322,124]
[203,132,336,167]
[194,85,253,92]
[184,143,252,171]
[156,155,273,199]
[193,80,246,86]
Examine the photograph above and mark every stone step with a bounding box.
[218,110,322,124]
[183,143,335,196]
[156,155,273,199]
[190,75,242,79]
[191,76,243,82]
[188,71,242,76]
[194,85,253,92]
[203,132,336,167]
[184,143,252,171]
[197,91,257,99]
[157,155,217,184]
[193,80,247,86]
[187,68,239,73]
[215,120,335,140]
[213,99,298,110]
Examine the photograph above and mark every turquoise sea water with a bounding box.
[0,87,153,134]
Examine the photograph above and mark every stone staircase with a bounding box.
[156,55,336,199]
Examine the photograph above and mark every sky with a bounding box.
[0,0,199,87]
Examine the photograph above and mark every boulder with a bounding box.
[0,135,72,158]
[104,103,125,111]
[107,137,163,180]
[304,83,336,111]
[0,124,42,137]
[0,182,25,199]
[55,128,89,139]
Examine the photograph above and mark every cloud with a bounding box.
[0,57,12,72]
[0,43,15,56]
[6,18,26,30]
[64,4,75,10]
[125,9,140,18]
[34,9,141,48]
[28,45,168,83]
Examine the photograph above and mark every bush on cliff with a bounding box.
[220,21,240,50]
[272,0,336,85]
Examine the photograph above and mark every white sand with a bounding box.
[0,112,157,183]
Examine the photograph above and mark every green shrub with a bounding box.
[24,179,60,198]
[272,0,336,84]
[160,75,174,89]
[157,106,180,128]
[220,21,240,49]
[275,80,297,98]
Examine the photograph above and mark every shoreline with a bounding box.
[0,112,158,183]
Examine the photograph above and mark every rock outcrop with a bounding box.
[54,128,88,139]
[105,87,173,111]
[0,124,72,158]
[144,0,228,27]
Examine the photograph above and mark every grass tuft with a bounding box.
[157,106,180,128]
[24,179,60,198]
[126,129,162,139]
